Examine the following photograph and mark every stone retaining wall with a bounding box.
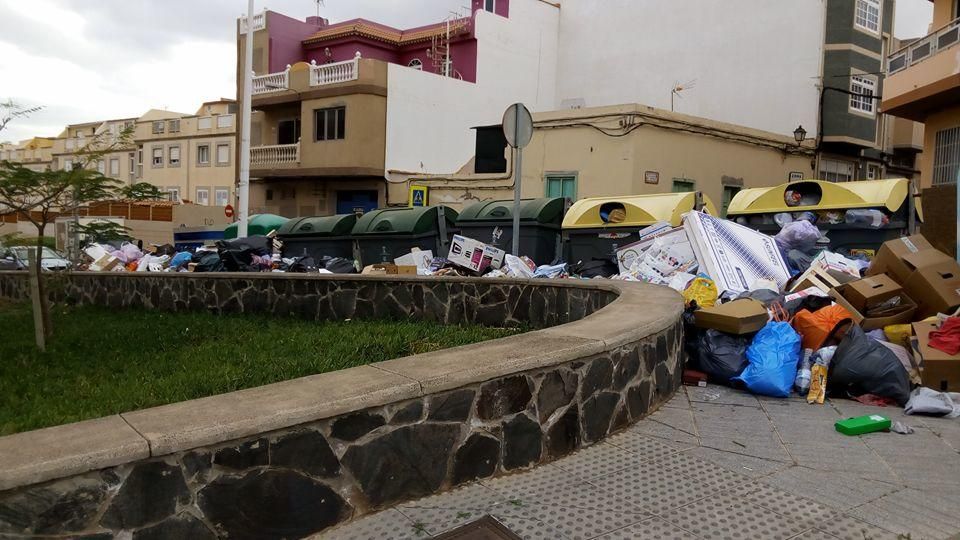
[0,272,683,539]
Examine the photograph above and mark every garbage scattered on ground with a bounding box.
[835,414,891,436]
[890,421,915,435]
[682,369,708,387]
[64,200,960,419]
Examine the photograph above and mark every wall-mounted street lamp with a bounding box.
[794,125,807,145]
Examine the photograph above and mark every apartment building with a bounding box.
[0,137,55,172]
[134,100,237,206]
[50,118,138,186]
[237,0,558,216]
[882,0,960,254]
[242,0,925,219]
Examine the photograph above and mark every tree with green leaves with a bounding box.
[120,182,166,201]
[0,120,131,350]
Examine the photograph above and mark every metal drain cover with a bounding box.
[432,515,523,540]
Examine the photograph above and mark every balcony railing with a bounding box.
[889,16,960,75]
[252,66,290,95]
[251,141,300,167]
[239,10,266,32]
[310,53,361,87]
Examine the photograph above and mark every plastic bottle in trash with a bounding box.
[795,348,813,395]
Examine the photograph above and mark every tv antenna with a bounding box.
[314,0,325,18]
[670,79,697,112]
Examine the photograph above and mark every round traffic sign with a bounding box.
[502,103,533,149]
[224,204,235,218]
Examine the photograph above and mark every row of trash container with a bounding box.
[259,178,920,268]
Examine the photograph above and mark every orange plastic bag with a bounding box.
[791,304,853,351]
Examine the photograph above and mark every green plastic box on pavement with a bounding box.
[835,414,891,436]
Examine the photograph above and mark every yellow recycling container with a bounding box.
[561,192,718,275]
[726,178,922,253]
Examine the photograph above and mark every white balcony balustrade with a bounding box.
[251,141,300,167]
[252,66,291,95]
[310,53,361,87]
[239,10,266,33]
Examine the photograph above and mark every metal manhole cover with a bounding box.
[432,515,523,540]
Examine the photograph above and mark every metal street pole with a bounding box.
[512,145,522,257]
[238,0,254,238]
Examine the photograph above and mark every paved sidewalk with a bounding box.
[322,386,960,539]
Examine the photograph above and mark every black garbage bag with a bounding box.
[287,256,317,273]
[216,236,272,255]
[192,252,223,272]
[736,289,784,308]
[320,256,358,274]
[682,304,702,367]
[698,329,751,384]
[570,258,618,278]
[828,325,911,406]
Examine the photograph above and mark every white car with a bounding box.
[1,246,72,271]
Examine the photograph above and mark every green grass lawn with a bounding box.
[0,302,521,435]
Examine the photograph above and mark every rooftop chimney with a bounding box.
[306,16,328,28]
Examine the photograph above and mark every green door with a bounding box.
[672,178,695,192]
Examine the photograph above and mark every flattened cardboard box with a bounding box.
[905,260,960,318]
[693,299,769,335]
[447,235,506,273]
[842,274,903,312]
[867,234,953,284]
[829,286,917,331]
[913,321,960,392]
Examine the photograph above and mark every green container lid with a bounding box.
[352,206,458,236]
[224,214,290,239]
[457,198,565,225]
[277,214,357,238]
[835,414,891,436]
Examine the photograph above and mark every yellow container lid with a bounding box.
[562,192,718,229]
[727,178,921,220]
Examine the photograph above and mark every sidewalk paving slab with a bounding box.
[320,386,960,540]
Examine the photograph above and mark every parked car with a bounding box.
[0,246,72,271]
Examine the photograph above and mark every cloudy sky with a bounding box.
[0,0,936,144]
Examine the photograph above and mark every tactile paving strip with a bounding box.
[587,463,722,515]
[552,443,643,481]
[514,502,647,540]
[725,481,836,528]
[595,517,702,539]
[645,449,750,488]
[321,508,420,540]
[659,495,812,540]
[605,430,691,458]
[481,464,580,502]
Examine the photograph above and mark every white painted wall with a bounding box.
[554,0,826,137]
[384,0,560,175]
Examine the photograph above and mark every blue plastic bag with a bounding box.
[733,322,801,398]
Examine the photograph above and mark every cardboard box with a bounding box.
[913,321,960,391]
[693,299,769,335]
[789,267,846,294]
[841,274,903,312]
[447,234,506,273]
[867,234,953,284]
[829,286,917,331]
[361,264,417,275]
[809,251,862,282]
[904,260,960,318]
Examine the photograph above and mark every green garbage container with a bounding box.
[277,214,357,260]
[456,198,565,264]
[224,214,290,239]
[562,193,718,275]
[352,206,458,266]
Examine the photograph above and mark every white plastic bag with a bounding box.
[503,254,535,279]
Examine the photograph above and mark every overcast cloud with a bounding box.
[0,0,938,143]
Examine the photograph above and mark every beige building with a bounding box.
[134,100,238,206]
[0,137,56,172]
[391,104,819,216]
[882,0,960,254]
[50,118,138,189]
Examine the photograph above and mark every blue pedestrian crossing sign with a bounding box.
[409,185,428,207]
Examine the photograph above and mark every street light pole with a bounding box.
[238,0,254,238]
